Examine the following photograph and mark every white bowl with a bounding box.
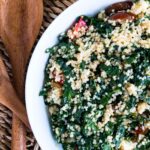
[25,0,126,149]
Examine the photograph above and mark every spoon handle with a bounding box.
[0,58,30,128]
[12,116,26,150]
[0,57,30,150]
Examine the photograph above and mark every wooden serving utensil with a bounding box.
[0,0,43,149]
[0,57,30,128]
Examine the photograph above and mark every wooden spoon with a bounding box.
[0,0,43,149]
[0,57,30,128]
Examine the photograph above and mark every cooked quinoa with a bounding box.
[40,0,150,149]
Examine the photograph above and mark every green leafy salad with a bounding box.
[40,0,150,149]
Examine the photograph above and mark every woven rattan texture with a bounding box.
[0,0,76,149]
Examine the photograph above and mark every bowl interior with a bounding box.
[25,0,125,149]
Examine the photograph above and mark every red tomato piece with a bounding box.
[74,17,87,32]
[135,126,147,135]
[52,70,64,85]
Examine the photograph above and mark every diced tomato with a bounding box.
[52,70,65,85]
[135,126,147,135]
[67,17,87,39]
[74,17,87,32]
[59,74,65,85]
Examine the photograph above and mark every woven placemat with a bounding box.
[0,0,76,149]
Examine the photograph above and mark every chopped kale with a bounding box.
[40,2,150,149]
